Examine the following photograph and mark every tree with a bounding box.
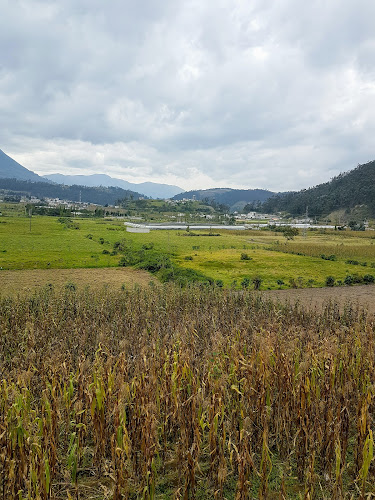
[282,226,299,240]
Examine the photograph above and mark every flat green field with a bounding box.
[1,210,375,289]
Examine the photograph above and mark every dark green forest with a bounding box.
[262,161,375,217]
[173,187,274,206]
[0,178,143,206]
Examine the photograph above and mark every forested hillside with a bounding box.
[262,161,375,217]
[173,187,274,207]
[0,178,143,205]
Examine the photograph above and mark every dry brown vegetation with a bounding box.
[0,267,153,297]
[1,284,375,498]
[262,284,375,317]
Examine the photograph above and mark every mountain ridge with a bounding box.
[0,149,45,182]
[262,161,375,217]
[43,173,184,199]
[173,187,275,211]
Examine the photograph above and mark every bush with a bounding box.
[325,276,335,287]
[253,276,262,290]
[184,255,193,261]
[241,277,251,289]
[142,243,154,250]
[344,275,354,286]
[353,274,364,284]
[363,274,375,284]
[321,254,336,261]
[240,253,252,261]
[102,249,110,255]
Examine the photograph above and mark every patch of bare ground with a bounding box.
[0,267,153,296]
[261,284,375,316]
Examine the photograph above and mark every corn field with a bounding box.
[0,284,374,498]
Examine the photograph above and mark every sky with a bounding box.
[1,0,375,192]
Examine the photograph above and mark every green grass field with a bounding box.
[1,208,375,289]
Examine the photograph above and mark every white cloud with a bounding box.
[1,0,375,192]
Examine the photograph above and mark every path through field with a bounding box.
[262,284,375,315]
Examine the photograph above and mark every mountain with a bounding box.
[172,188,275,211]
[262,161,375,218]
[0,149,45,182]
[0,178,144,206]
[43,173,184,199]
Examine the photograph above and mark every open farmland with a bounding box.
[1,284,375,498]
[1,212,375,289]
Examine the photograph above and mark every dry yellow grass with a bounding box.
[0,266,153,296]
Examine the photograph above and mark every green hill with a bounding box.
[173,188,274,210]
[0,178,144,206]
[262,161,375,217]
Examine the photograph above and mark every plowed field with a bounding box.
[262,284,375,315]
[0,267,153,296]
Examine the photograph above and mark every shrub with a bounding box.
[252,276,262,290]
[240,253,252,261]
[321,254,336,261]
[344,275,354,286]
[363,274,375,284]
[184,255,193,261]
[102,249,110,255]
[325,276,335,287]
[142,243,154,250]
[241,277,251,289]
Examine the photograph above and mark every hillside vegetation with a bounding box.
[262,161,375,217]
[0,178,143,206]
[173,187,274,208]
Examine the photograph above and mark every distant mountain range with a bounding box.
[0,149,144,205]
[1,148,374,216]
[173,188,275,211]
[0,149,184,199]
[43,173,184,199]
[262,160,375,217]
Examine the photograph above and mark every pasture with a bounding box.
[1,210,375,290]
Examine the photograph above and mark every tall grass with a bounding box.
[0,284,374,498]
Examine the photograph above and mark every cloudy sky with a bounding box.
[1,0,374,192]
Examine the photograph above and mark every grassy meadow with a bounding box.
[1,208,375,290]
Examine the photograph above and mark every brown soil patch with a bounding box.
[261,284,375,316]
[0,267,153,297]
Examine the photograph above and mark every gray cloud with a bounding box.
[1,0,374,191]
